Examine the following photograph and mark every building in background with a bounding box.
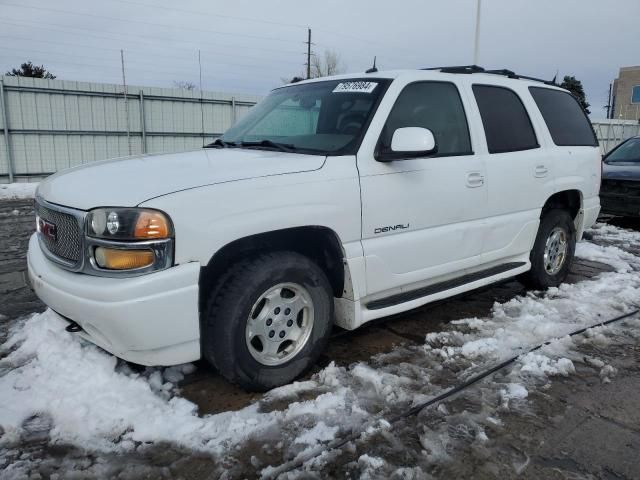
[611,66,640,121]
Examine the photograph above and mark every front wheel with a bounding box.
[202,251,334,391]
[519,209,576,289]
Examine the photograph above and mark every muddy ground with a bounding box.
[1,198,639,479]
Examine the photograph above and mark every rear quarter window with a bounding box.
[529,87,598,147]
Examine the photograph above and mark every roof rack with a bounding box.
[422,65,557,85]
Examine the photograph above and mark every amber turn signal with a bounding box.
[134,211,171,239]
[94,247,154,270]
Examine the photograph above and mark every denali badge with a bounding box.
[374,224,409,234]
[37,216,58,242]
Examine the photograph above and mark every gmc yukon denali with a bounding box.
[28,66,601,391]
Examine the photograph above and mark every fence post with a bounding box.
[231,96,237,125]
[0,79,14,183]
[139,89,146,154]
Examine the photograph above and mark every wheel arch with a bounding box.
[198,226,347,319]
[541,189,585,237]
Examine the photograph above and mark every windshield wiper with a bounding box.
[240,140,297,153]
[205,138,237,148]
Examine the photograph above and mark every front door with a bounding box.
[357,80,487,297]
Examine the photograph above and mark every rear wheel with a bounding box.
[519,209,576,289]
[202,251,333,391]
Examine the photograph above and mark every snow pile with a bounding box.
[1,223,640,478]
[0,183,38,200]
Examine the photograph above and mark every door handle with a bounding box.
[466,171,485,188]
[535,165,548,178]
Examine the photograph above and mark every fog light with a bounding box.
[94,247,154,270]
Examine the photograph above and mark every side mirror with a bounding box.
[377,127,437,161]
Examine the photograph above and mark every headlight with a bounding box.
[85,207,174,275]
[86,208,172,240]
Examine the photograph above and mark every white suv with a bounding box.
[28,66,601,390]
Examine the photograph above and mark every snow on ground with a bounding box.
[0,183,38,200]
[1,223,640,478]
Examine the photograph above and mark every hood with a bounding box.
[602,162,640,182]
[37,148,326,210]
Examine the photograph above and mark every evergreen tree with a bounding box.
[560,75,590,114]
[6,61,56,79]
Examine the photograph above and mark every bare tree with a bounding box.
[311,49,344,78]
[281,50,346,84]
[173,80,197,90]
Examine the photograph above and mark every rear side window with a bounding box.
[472,85,539,154]
[529,87,598,146]
[379,81,472,156]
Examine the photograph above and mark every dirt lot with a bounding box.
[1,198,639,479]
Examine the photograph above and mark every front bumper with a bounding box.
[27,234,201,366]
[600,193,640,217]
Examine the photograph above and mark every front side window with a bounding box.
[220,79,390,155]
[529,87,598,147]
[605,137,640,164]
[472,85,539,154]
[378,81,472,157]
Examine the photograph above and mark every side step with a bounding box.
[366,262,526,311]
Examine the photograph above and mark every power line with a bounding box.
[0,53,282,86]
[2,2,299,45]
[108,0,307,30]
[2,4,422,68]
[1,44,301,75]
[0,18,303,57]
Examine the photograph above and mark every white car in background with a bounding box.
[28,66,601,391]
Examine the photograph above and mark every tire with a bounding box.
[202,251,334,391]
[519,209,576,290]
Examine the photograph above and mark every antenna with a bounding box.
[120,49,131,156]
[198,49,205,147]
[365,56,377,74]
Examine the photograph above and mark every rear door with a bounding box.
[470,83,553,264]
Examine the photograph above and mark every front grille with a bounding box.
[35,201,83,265]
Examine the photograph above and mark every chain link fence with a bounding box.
[592,119,640,155]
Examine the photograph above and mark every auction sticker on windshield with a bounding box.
[332,81,378,93]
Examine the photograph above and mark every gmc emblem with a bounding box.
[37,216,58,242]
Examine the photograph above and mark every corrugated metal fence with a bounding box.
[0,75,261,183]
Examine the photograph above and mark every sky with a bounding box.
[0,0,638,119]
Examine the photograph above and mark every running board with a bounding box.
[366,262,526,311]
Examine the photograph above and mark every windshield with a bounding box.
[605,137,640,164]
[218,78,390,155]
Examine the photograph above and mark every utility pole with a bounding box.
[306,28,312,79]
[605,83,613,119]
[473,0,482,66]
[120,49,131,155]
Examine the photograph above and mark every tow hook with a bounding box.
[65,321,83,333]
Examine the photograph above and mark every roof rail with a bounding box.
[422,65,485,74]
[422,65,557,85]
